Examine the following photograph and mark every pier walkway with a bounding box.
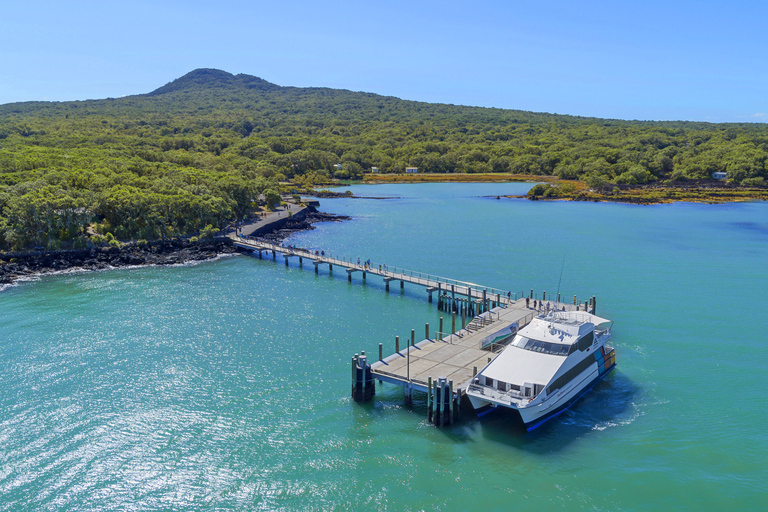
[233,236,521,306]
[231,235,597,427]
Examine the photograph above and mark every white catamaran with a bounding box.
[466,310,615,430]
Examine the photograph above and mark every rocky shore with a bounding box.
[0,210,350,287]
[0,238,237,286]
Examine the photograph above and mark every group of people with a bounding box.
[525,297,567,312]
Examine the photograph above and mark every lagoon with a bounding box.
[1,182,766,510]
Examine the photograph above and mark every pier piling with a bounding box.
[428,377,458,427]
[352,354,375,401]
[427,376,433,422]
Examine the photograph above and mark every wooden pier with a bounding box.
[232,236,597,427]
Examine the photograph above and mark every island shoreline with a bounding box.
[0,210,350,289]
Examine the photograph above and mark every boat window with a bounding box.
[512,335,569,356]
[577,331,594,351]
[546,355,597,395]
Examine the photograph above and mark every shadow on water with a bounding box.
[354,371,641,453]
[473,371,642,453]
[731,221,768,236]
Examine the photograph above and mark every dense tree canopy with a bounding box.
[1,68,766,250]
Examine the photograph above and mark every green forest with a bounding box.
[1,68,767,251]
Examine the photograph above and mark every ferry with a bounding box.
[466,309,615,430]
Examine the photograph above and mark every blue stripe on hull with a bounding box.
[524,363,616,431]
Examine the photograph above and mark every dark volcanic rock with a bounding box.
[0,239,236,288]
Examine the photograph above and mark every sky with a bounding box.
[1,0,766,123]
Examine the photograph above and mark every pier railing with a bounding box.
[233,236,595,314]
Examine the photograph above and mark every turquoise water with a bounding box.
[1,183,767,511]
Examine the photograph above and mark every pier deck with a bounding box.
[371,305,536,393]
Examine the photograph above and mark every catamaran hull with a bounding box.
[470,363,616,430]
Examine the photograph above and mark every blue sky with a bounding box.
[1,0,766,122]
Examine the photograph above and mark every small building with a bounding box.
[405,166,418,173]
[712,171,727,180]
[370,166,379,173]
[334,163,343,170]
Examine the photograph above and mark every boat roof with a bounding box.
[481,344,563,386]
[519,310,611,345]
[480,311,612,386]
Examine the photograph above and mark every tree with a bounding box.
[263,188,281,210]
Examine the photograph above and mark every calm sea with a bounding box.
[1,183,766,511]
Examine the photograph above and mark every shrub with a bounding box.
[200,224,219,241]
[190,236,199,243]
[741,177,765,187]
[585,174,609,190]
[108,239,120,248]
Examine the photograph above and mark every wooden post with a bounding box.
[379,343,383,361]
[411,329,415,347]
[425,323,430,341]
[543,291,546,301]
[439,317,443,340]
[431,379,439,424]
[438,378,446,427]
[456,387,462,421]
[448,380,454,425]
[427,376,433,422]
[400,280,404,289]
[452,313,456,335]
[395,335,400,353]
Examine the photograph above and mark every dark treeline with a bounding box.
[1,68,766,250]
